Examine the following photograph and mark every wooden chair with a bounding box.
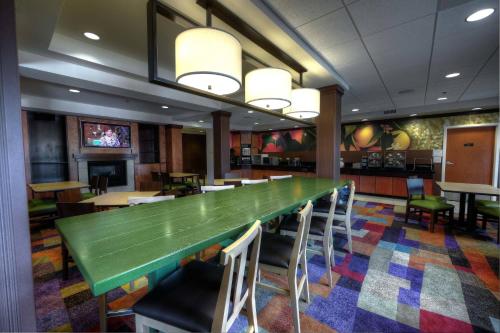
[404,178,454,232]
[269,175,292,180]
[128,195,175,206]
[56,202,96,280]
[201,185,235,193]
[280,189,338,287]
[133,221,262,333]
[242,179,268,185]
[255,201,313,333]
[81,176,99,200]
[475,205,499,243]
[97,176,108,195]
[223,180,242,187]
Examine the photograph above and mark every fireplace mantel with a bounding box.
[73,153,137,161]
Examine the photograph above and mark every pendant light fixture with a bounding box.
[282,74,320,119]
[245,68,292,110]
[175,6,242,95]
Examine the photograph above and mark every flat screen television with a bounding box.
[81,121,131,148]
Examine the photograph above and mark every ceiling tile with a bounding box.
[347,0,437,36]
[265,0,343,28]
[461,50,499,101]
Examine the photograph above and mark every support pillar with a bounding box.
[0,0,37,330]
[205,128,214,185]
[211,111,231,179]
[316,85,344,179]
[165,125,183,172]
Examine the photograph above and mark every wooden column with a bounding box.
[0,0,37,330]
[212,111,231,179]
[165,125,183,172]
[159,125,167,172]
[66,116,79,180]
[316,85,344,179]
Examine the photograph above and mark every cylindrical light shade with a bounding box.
[283,88,320,119]
[245,68,291,110]
[176,28,242,95]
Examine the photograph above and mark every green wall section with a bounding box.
[342,111,498,151]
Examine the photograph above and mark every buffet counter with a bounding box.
[230,164,316,178]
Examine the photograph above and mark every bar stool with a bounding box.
[133,221,262,333]
[280,189,338,287]
[254,201,313,333]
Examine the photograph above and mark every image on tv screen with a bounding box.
[81,122,131,148]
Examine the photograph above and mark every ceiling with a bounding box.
[14,0,499,129]
[261,0,499,121]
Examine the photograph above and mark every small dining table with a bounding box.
[436,181,500,230]
[56,177,345,331]
[80,191,160,208]
[29,181,88,201]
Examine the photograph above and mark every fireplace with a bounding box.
[88,160,127,187]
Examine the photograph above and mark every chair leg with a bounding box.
[62,242,69,280]
[289,278,301,333]
[345,219,353,254]
[324,242,333,288]
[418,210,423,222]
[430,212,436,233]
[246,286,259,333]
[448,209,454,231]
[404,205,410,224]
[300,253,310,303]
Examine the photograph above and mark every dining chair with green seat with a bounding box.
[253,201,313,333]
[405,178,454,232]
[160,173,187,195]
[56,202,96,280]
[475,204,499,243]
[280,189,338,287]
[81,175,99,200]
[475,199,498,208]
[133,220,262,333]
[407,176,446,202]
[28,198,58,219]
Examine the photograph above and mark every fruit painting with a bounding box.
[341,122,411,151]
[260,128,316,153]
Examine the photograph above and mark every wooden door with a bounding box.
[445,126,496,185]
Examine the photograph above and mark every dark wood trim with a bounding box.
[0,0,37,330]
[343,109,499,126]
[73,153,138,161]
[146,0,313,126]
[196,0,307,74]
[165,124,183,129]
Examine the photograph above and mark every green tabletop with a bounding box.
[56,177,344,296]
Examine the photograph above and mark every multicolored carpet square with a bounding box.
[32,201,500,332]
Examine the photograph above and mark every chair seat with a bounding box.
[412,194,446,202]
[80,192,96,200]
[133,260,224,332]
[477,205,500,218]
[409,199,453,211]
[476,200,498,208]
[28,199,57,217]
[281,214,326,236]
[254,232,295,269]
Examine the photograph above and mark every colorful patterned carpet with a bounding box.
[32,201,500,332]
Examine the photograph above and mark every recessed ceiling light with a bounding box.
[248,110,254,113]
[268,128,273,131]
[199,130,204,133]
[472,107,482,110]
[294,125,298,128]
[466,8,495,22]
[254,122,259,125]
[410,113,417,117]
[68,88,80,93]
[437,97,448,101]
[83,32,100,40]
[352,108,359,112]
[161,105,169,109]
[198,120,204,123]
[280,118,285,121]
[445,72,460,78]
[362,118,368,122]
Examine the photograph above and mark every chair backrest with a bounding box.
[224,180,242,187]
[241,179,268,185]
[270,175,292,180]
[57,202,96,218]
[406,178,424,200]
[322,189,338,245]
[201,185,235,193]
[89,176,100,194]
[97,176,108,195]
[212,221,262,332]
[289,201,313,277]
[128,195,175,206]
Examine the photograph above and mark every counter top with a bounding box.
[231,163,315,173]
[341,167,434,179]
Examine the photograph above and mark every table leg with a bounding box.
[466,192,476,231]
[458,193,466,225]
[147,261,179,291]
[99,293,107,332]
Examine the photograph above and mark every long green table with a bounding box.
[56,177,344,329]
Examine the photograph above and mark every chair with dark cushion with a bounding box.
[254,201,313,333]
[476,205,499,243]
[405,178,454,232]
[56,202,96,280]
[133,220,262,333]
[280,189,338,287]
[97,176,108,195]
[81,175,99,200]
